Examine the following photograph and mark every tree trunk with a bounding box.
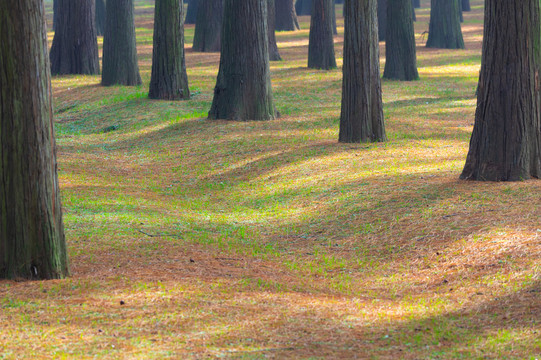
[96,0,106,36]
[192,0,223,52]
[383,0,419,81]
[53,0,59,30]
[308,0,337,69]
[149,0,190,100]
[413,0,420,8]
[268,0,282,61]
[461,1,541,181]
[426,0,464,49]
[0,0,69,280]
[339,0,386,143]
[49,0,99,75]
[185,0,198,24]
[275,0,300,31]
[377,0,386,42]
[296,0,312,15]
[209,0,277,121]
[461,0,470,12]
[332,1,338,35]
[102,0,142,86]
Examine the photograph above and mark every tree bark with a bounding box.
[185,0,198,24]
[49,0,100,75]
[332,1,338,35]
[461,0,470,12]
[275,0,300,31]
[412,0,420,8]
[339,0,386,143]
[192,0,223,52]
[308,0,337,69]
[383,0,419,81]
[96,0,106,36]
[296,0,312,15]
[268,0,282,61]
[53,0,59,30]
[0,0,69,280]
[149,0,190,100]
[209,0,277,121]
[102,0,142,86]
[426,0,464,49]
[377,0,386,42]
[461,1,541,181]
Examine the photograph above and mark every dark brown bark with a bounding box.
[461,1,541,181]
[102,0,142,86]
[0,0,69,279]
[268,0,282,61]
[209,0,277,121]
[49,0,99,75]
[308,0,337,69]
[339,0,386,143]
[383,0,419,81]
[426,0,464,49]
[96,0,106,36]
[192,0,223,52]
[185,0,198,24]
[149,0,190,100]
[377,0,386,42]
[275,0,300,31]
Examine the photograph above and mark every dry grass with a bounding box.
[1,1,540,359]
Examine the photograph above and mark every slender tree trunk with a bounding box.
[149,0,190,100]
[296,0,312,15]
[413,0,420,8]
[339,0,386,143]
[332,1,338,35]
[53,0,59,30]
[383,0,419,80]
[185,0,198,24]
[308,0,337,69]
[426,0,464,49]
[192,0,223,52]
[102,0,142,86]
[49,0,99,75]
[96,0,106,36]
[461,1,541,181]
[268,0,282,61]
[209,0,277,121]
[0,0,69,280]
[377,0,386,42]
[461,0,470,12]
[275,0,300,31]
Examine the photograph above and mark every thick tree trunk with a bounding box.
[426,0,464,49]
[0,0,69,280]
[149,0,190,100]
[209,0,277,121]
[185,0,198,24]
[192,0,223,52]
[268,0,282,61]
[339,0,386,143]
[296,0,312,15]
[49,0,99,75]
[102,0,142,86]
[308,0,337,69]
[96,0,106,36]
[461,0,470,12]
[461,1,541,181]
[377,0,386,42]
[275,0,300,31]
[383,0,419,81]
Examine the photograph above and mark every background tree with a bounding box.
[102,0,142,86]
[296,0,312,15]
[49,0,99,75]
[149,0,190,100]
[461,0,470,12]
[275,0,300,31]
[0,0,69,279]
[377,0,387,42]
[53,0,59,29]
[185,0,198,24]
[192,0,223,52]
[209,0,277,121]
[308,0,337,69]
[412,0,420,8]
[339,0,386,143]
[426,0,464,49]
[268,0,282,61]
[96,0,106,36]
[383,0,419,80]
[461,0,541,181]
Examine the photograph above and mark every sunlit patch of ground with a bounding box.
[3,0,540,358]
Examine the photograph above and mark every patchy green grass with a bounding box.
[2,1,540,359]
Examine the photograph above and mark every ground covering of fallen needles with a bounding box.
[1,1,540,359]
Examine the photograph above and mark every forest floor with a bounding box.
[2,0,541,359]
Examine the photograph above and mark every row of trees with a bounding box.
[1,0,540,280]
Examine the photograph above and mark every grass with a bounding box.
[2,0,541,359]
